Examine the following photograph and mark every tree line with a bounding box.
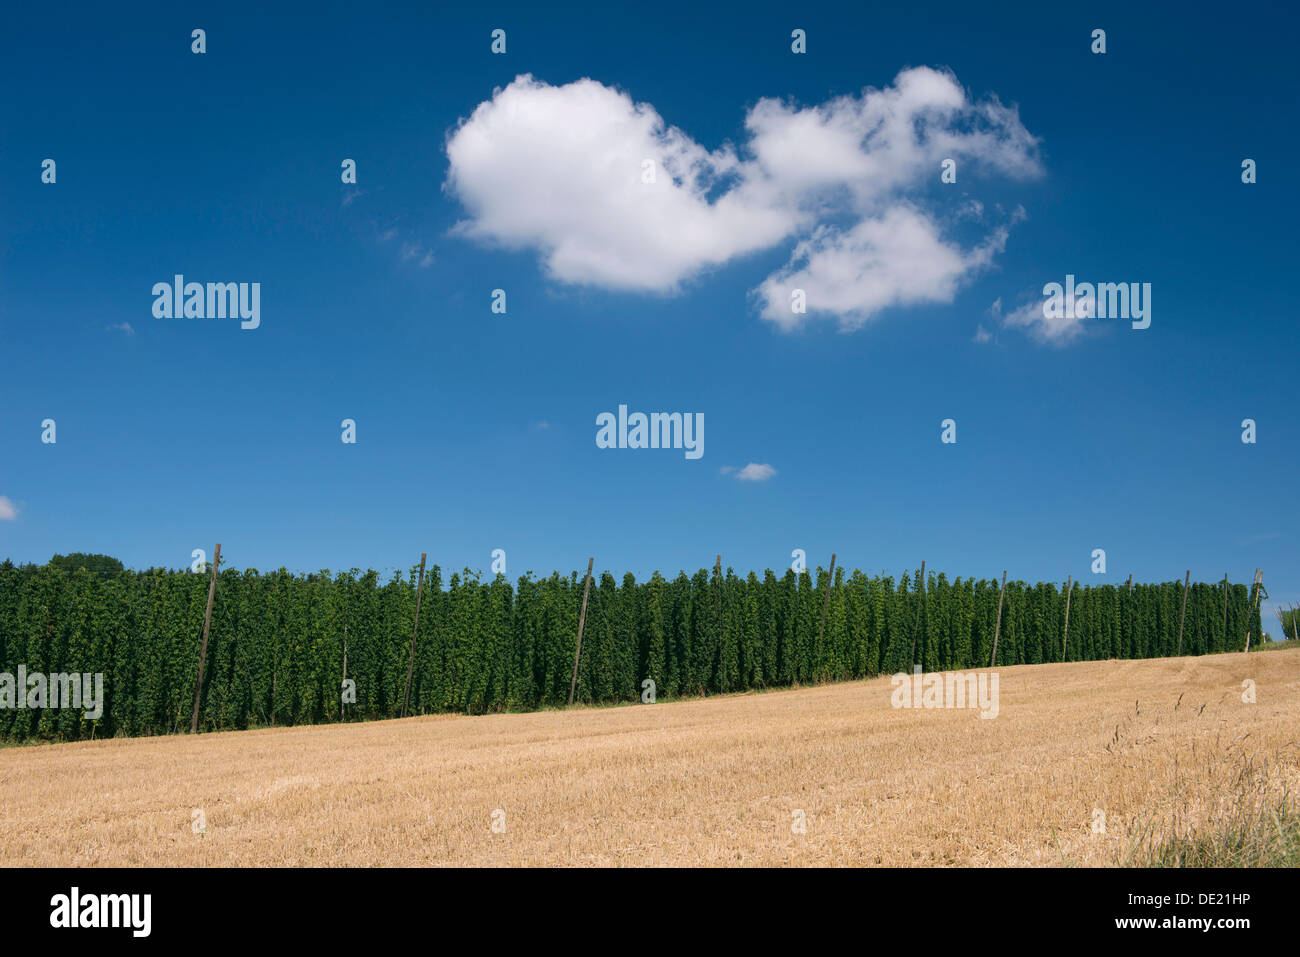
[0,557,1263,742]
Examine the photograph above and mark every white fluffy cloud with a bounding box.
[731,463,777,481]
[445,69,1041,327]
[0,496,19,520]
[446,75,792,291]
[754,208,1012,330]
[740,67,1039,212]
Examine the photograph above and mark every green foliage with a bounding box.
[47,553,125,580]
[0,557,1264,742]
[1275,608,1299,641]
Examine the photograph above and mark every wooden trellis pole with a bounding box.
[400,552,427,718]
[1243,568,1258,649]
[190,543,221,734]
[568,558,595,706]
[1176,570,1190,655]
[1245,568,1263,651]
[989,570,1007,668]
[1061,575,1073,661]
[819,553,839,651]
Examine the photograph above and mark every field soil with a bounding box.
[2,651,1296,866]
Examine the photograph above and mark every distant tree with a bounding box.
[48,552,124,579]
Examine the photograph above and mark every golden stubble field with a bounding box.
[1,651,1296,866]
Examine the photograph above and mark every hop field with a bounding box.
[0,559,1264,741]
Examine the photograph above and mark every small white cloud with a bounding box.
[718,465,735,475]
[534,420,550,431]
[987,297,1002,318]
[106,322,135,336]
[973,325,993,343]
[1002,296,1085,346]
[378,227,398,242]
[341,188,367,208]
[734,463,777,481]
[0,496,19,520]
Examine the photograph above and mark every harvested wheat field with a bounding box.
[2,651,1297,867]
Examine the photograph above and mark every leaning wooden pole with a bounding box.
[189,543,221,734]
[1176,569,1190,655]
[400,552,428,718]
[1061,575,1073,661]
[818,552,839,651]
[989,570,1007,668]
[1244,568,1262,652]
[568,558,595,706]
[1243,569,1256,650]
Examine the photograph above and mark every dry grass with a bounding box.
[1,651,1296,866]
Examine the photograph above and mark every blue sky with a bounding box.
[2,2,1296,633]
